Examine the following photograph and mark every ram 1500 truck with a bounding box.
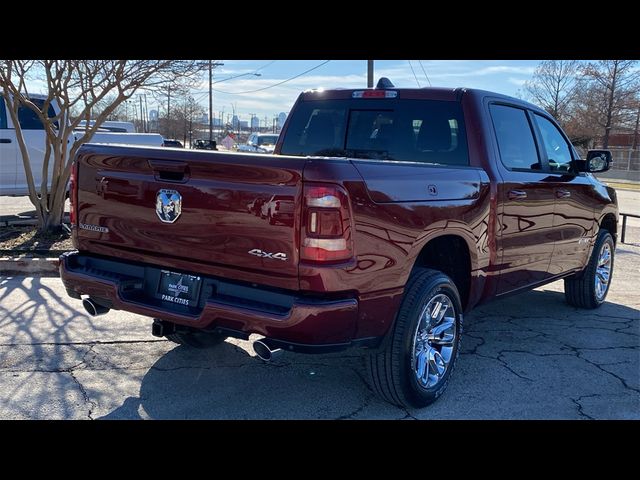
[59,80,618,408]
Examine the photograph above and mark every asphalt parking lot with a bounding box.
[1,188,639,419]
[1,241,638,419]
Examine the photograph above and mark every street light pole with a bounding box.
[367,60,374,88]
[209,60,224,143]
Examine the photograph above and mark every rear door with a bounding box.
[489,103,557,294]
[0,97,17,194]
[531,113,595,274]
[14,99,56,195]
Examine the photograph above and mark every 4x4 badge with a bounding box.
[248,248,287,261]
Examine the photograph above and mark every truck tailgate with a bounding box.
[74,144,304,290]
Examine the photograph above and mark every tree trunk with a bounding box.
[633,105,640,150]
[603,62,619,149]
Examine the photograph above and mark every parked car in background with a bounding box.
[237,133,279,154]
[192,139,217,150]
[77,120,136,133]
[163,139,184,148]
[0,94,163,196]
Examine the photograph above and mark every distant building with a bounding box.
[277,112,287,130]
[232,115,239,129]
[251,116,260,130]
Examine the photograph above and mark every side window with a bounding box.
[18,99,58,130]
[490,104,541,171]
[18,104,45,130]
[533,114,573,172]
[0,97,7,129]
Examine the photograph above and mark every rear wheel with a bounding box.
[166,330,227,348]
[564,230,614,309]
[367,268,462,408]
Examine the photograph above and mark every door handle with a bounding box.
[0,138,11,143]
[508,190,527,200]
[148,159,189,182]
[556,189,571,199]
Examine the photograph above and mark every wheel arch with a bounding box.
[406,226,481,311]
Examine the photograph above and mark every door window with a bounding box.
[533,114,573,172]
[490,104,541,171]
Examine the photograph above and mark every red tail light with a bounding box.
[69,159,78,226]
[300,183,354,264]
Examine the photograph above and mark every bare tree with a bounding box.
[0,60,205,231]
[524,60,581,124]
[581,60,640,148]
[173,95,205,146]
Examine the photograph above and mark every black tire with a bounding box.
[166,330,227,348]
[367,268,463,408]
[564,230,614,309]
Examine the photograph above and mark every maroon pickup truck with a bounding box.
[60,79,618,408]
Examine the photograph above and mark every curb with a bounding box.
[0,257,60,277]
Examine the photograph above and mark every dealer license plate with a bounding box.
[157,270,202,307]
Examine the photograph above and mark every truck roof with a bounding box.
[299,86,543,113]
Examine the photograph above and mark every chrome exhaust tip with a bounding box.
[82,298,110,317]
[253,339,283,362]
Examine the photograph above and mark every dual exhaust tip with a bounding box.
[252,339,282,362]
[82,298,283,362]
[82,298,110,317]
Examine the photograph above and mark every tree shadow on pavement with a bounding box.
[0,276,113,419]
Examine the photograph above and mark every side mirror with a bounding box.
[575,150,612,173]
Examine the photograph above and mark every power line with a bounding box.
[408,60,421,88]
[212,60,331,95]
[418,60,432,87]
[255,60,277,72]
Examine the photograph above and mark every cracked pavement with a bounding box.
[0,241,638,419]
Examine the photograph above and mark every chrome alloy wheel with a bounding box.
[411,293,457,389]
[595,242,612,301]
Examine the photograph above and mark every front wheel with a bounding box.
[564,230,615,309]
[367,268,462,408]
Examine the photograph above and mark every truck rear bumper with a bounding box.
[59,251,362,346]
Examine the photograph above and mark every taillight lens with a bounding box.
[69,159,78,226]
[301,183,353,264]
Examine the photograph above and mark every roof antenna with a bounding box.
[376,77,395,89]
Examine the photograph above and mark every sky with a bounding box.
[21,59,543,123]
[184,60,542,122]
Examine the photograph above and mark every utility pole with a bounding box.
[367,60,374,88]
[143,94,149,133]
[209,60,224,143]
[139,95,144,134]
[167,85,171,138]
[633,103,640,150]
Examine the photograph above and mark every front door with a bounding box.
[489,103,557,294]
[531,113,596,274]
